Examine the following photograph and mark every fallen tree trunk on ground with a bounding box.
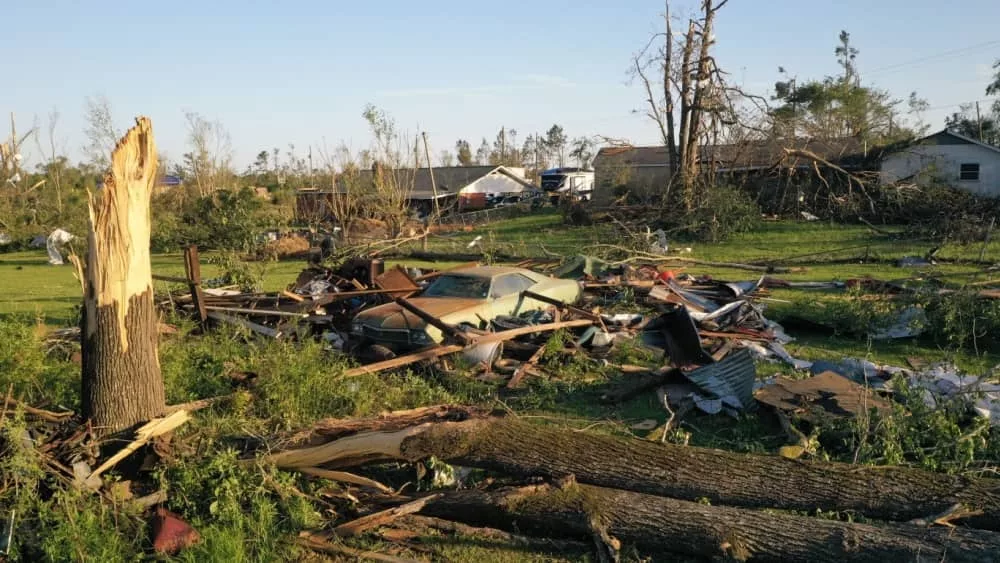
[266,417,1000,530]
[420,483,1000,562]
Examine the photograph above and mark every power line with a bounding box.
[865,39,1000,77]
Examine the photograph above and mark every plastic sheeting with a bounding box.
[46,229,74,265]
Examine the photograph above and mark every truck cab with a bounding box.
[540,167,594,204]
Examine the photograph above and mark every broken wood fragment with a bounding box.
[86,409,190,487]
[331,494,441,538]
[295,466,394,493]
[297,532,421,563]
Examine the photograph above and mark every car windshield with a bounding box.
[422,274,491,299]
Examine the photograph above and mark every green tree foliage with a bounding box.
[771,31,921,143]
[544,124,567,167]
[454,139,473,166]
[569,137,594,168]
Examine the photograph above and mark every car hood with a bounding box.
[354,297,485,330]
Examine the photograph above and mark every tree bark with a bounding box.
[268,418,1000,530]
[420,483,1000,562]
[81,117,165,436]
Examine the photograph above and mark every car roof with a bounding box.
[441,266,539,279]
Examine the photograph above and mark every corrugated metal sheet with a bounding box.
[683,349,756,413]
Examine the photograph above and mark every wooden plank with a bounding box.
[86,410,191,486]
[413,261,480,282]
[183,246,208,325]
[281,290,305,302]
[507,345,544,389]
[332,494,441,538]
[342,345,466,378]
[521,290,605,329]
[204,306,307,318]
[151,274,191,284]
[208,311,282,338]
[295,466,393,493]
[472,319,594,345]
[375,266,420,299]
[394,297,468,343]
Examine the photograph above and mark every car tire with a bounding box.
[361,344,396,363]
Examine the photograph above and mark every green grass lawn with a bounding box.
[4,213,999,561]
[5,212,999,370]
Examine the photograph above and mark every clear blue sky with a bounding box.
[3,0,998,168]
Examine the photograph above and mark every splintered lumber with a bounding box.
[81,117,166,436]
[342,345,466,378]
[204,306,307,318]
[288,405,488,447]
[296,533,421,563]
[420,484,1000,563]
[341,320,594,378]
[520,290,604,324]
[86,409,190,486]
[207,312,282,338]
[331,495,441,538]
[393,297,468,343]
[266,417,1000,530]
[295,467,393,493]
[1,398,73,422]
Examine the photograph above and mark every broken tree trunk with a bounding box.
[266,417,1000,530]
[81,117,166,436]
[421,483,1000,563]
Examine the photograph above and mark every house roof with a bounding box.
[593,137,874,171]
[925,129,1000,155]
[304,165,537,200]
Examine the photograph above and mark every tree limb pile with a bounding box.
[267,416,1000,532]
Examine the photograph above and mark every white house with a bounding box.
[881,130,1000,197]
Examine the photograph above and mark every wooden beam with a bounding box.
[342,345,466,378]
[521,290,605,327]
[151,274,192,284]
[204,306,307,318]
[208,312,282,338]
[183,246,207,325]
[394,297,469,343]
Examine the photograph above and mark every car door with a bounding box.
[489,273,538,317]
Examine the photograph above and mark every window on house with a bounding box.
[960,163,980,181]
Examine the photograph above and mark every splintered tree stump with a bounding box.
[81,117,165,436]
[420,484,1000,563]
[267,417,1000,530]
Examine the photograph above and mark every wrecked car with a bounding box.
[351,266,581,354]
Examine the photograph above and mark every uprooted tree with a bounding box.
[81,117,165,436]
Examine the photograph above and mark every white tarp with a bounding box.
[46,228,74,265]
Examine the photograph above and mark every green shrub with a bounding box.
[0,317,77,408]
[661,184,761,242]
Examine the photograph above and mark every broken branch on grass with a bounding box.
[85,409,191,487]
[296,532,422,563]
[295,466,394,494]
[331,494,442,538]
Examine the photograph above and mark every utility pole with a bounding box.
[308,146,314,188]
[421,132,439,221]
[977,102,984,142]
[500,126,506,164]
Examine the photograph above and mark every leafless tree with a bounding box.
[83,95,120,169]
[362,105,415,238]
[183,111,234,198]
[632,0,752,210]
